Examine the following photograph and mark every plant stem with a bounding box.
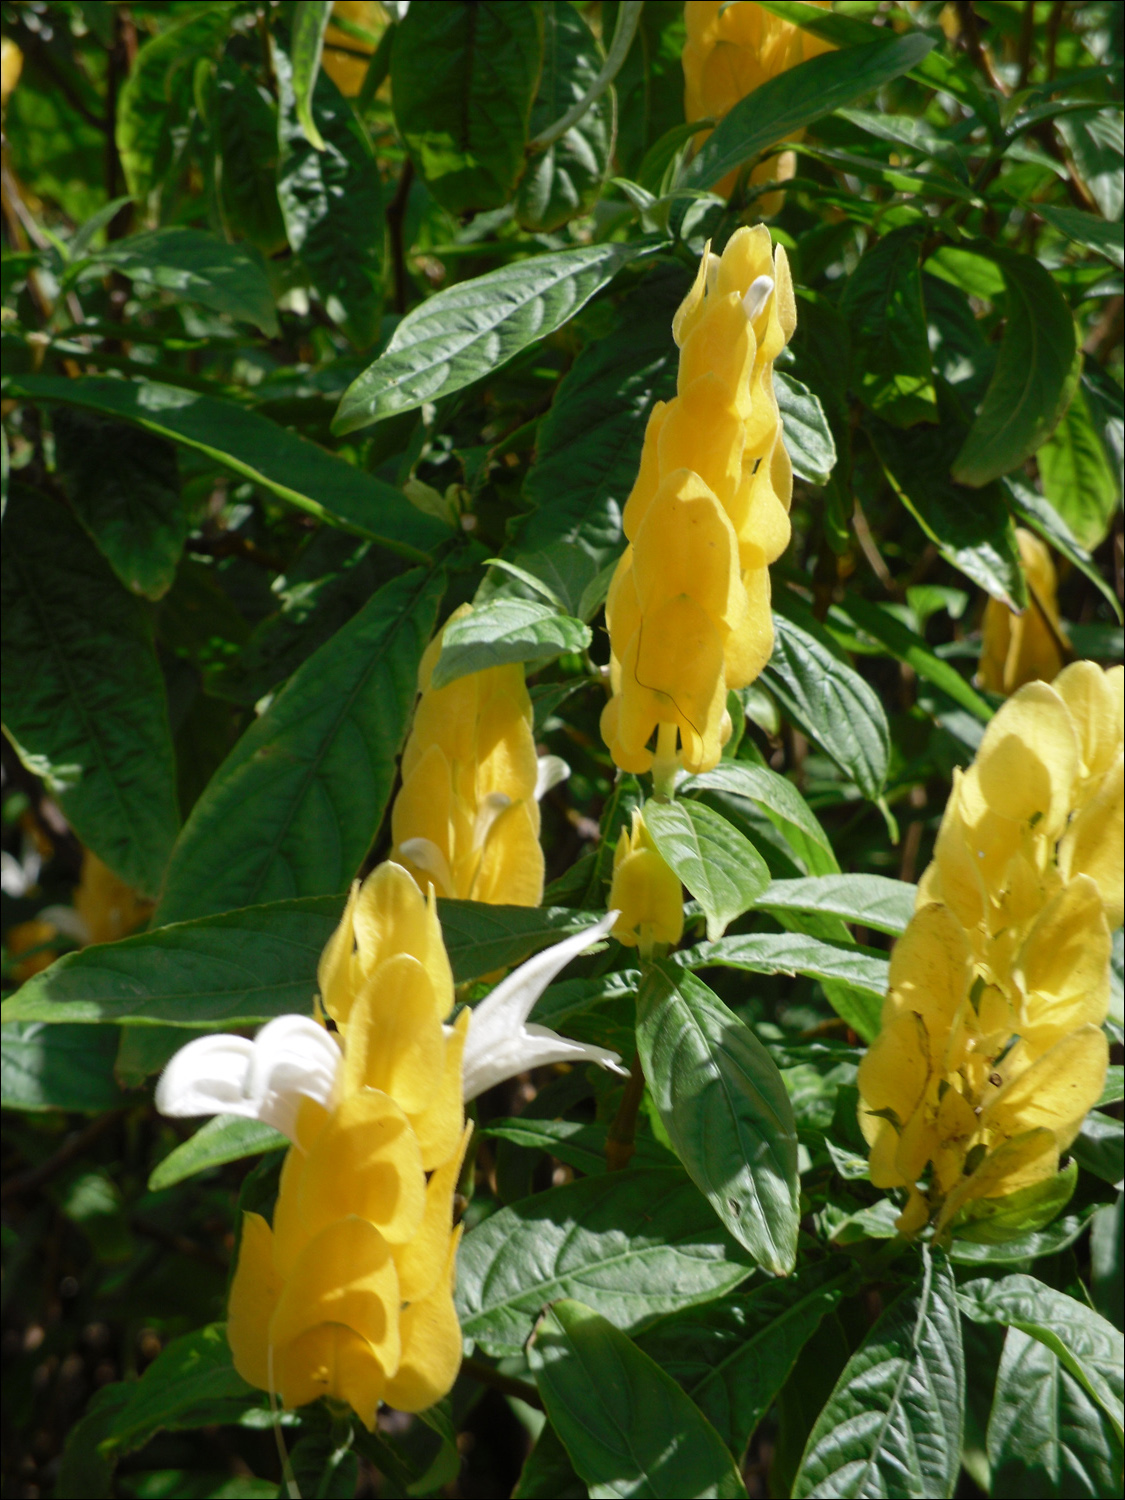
[462,1355,543,1409]
[606,1052,646,1171]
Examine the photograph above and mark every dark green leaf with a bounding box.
[1003,473,1120,620]
[518,4,612,233]
[432,597,591,688]
[148,1114,286,1191]
[840,596,993,724]
[528,1300,747,1499]
[480,1116,674,1178]
[841,225,937,428]
[53,407,185,601]
[514,1421,587,1499]
[334,240,659,432]
[0,1023,123,1112]
[456,1167,756,1356]
[155,567,444,924]
[794,1248,964,1499]
[637,964,799,1274]
[677,34,935,192]
[1,899,600,1027]
[988,1328,1123,1498]
[214,56,286,253]
[765,614,889,799]
[776,372,837,486]
[0,486,179,897]
[636,1263,849,1456]
[5,375,447,562]
[99,1325,257,1455]
[644,800,769,942]
[55,1383,131,1499]
[952,246,1081,488]
[290,0,333,150]
[1036,203,1124,271]
[276,37,384,347]
[1072,1112,1124,1185]
[757,874,916,936]
[391,0,544,214]
[1037,378,1120,553]
[83,227,278,337]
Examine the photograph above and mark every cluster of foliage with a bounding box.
[1,1,1122,1497]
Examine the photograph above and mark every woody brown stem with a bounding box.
[606,1052,646,1171]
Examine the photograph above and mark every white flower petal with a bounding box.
[471,911,619,1034]
[245,1015,341,1139]
[155,1034,256,1118]
[534,755,571,801]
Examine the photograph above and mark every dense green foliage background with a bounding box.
[0,1,1122,1497]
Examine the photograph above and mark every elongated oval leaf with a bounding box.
[100,1325,255,1456]
[637,964,799,1274]
[680,933,889,1004]
[1037,378,1121,553]
[5,375,448,562]
[840,225,937,428]
[757,874,916,936]
[290,0,332,150]
[765,614,889,799]
[680,762,836,867]
[432,597,591,687]
[645,800,769,941]
[0,900,602,1027]
[1,486,179,898]
[0,1022,124,1113]
[528,1301,747,1499]
[148,1114,286,1191]
[840,596,993,724]
[334,240,658,432]
[155,567,444,925]
[455,1167,756,1356]
[794,1248,965,1499]
[776,371,837,486]
[677,34,935,192]
[953,246,1081,487]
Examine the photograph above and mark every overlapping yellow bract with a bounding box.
[226,862,468,1425]
[683,1,832,207]
[858,663,1123,1237]
[601,226,795,776]
[979,529,1068,696]
[392,606,545,906]
[609,810,684,952]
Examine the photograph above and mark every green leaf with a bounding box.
[4,375,446,562]
[276,35,384,348]
[528,1300,747,1499]
[391,0,544,215]
[841,225,937,428]
[148,1114,286,1192]
[1036,202,1125,271]
[56,1383,131,1499]
[431,597,591,688]
[290,0,333,151]
[517,4,613,233]
[870,414,1025,608]
[514,1422,587,1499]
[677,33,935,192]
[116,6,235,200]
[765,614,889,799]
[52,407,185,601]
[1005,474,1122,621]
[757,874,916,936]
[1,486,179,898]
[0,1023,123,1112]
[1,899,600,1027]
[637,964,799,1274]
[334,240,660,432]
[952,246,1081,488]
[948,1209,1102,1269]
[1072,1112,1124,1185]
[214,56,286,254]
[988,1328,1124,1498]
[644,800,769,942]
[99,1325,257,1456]
[840,596,993,724]
[1057,110,1123,222]
[456,1167,756,1356]
[680,762,836,869]
[1037,378,1121,553]
[794,1248,965,1499]
[481,1116,674,1178]
[81,227,278,338]
[513,272,681,614]
[636,1264,850,1456]
[958,1275,1124,1442]
[155,567,444,925]
[951,1161,1077,1246]
[776,372,838,486]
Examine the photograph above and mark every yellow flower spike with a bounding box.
[351,863,454,1014]
[394,1124,473,1304]
[1058,750,1124,927]
[297,1091,427,1249]
[931,1088,980,1196]
[609,810,685,951]
[383,1225,465,1414]
[971,680,1080,836]
[881,903,971,1032]
[623,593,730,773]
[343,955,446,1111]
[632,471,747,638]
[227,1212,285,1392]
[978,530,1068,695]
[1052,660,1121,785]
[856,1011,931,1188]
[273,1325,387,1430]
[981,1023,1108,1154]
[1015,875,1111,1055]
[934,1128,1060,1238]
[406,1007,471,1172]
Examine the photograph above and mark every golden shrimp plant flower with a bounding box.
[391,606,549,907]
[682,1,833,207]
[156,864,623,1425]
[609,809,684,953]
[857,663,1123,1238]
[978,529,1069,696]
[600,225,796,780]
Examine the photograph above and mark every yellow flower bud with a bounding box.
[392,606,545,906]
[601,227,795,777]
[609,810,684,951]
[978,530,1068,695]
[682,2,833,208]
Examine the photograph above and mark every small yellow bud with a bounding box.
[608,810,684,951]
[978,530,1068,696]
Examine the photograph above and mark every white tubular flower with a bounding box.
[154,1015,341,1143]
[460,911,626,1102]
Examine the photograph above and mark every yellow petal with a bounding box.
[626,594,728,774]
[383,1225,464,1414]
[983,1023,1108,1152]
[677,291,755,419]
[392,744,454,882]
[226,1212,284,1392]
[1058,751,1124,928]
[632,469,743,629]
[935,1128,1058,1236]
[883,903,971,1034]
[895,1188,931,1237]
[407,1007,470,1171]
[473,800,545,907]
[345,954,446,1110]
[298,1089,426,1247]
[272,1323,386,1427]
[1015,875,1110,1055]
[351,863,454,1018]
[1054,659,1120,781]
[394,1123,472,1303]
[609,844,684,949]
[475,688,539,806]
[622,403,669,538]
[973,681,1079,835]
[317,881,360,1027]
[657,376,745,511]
